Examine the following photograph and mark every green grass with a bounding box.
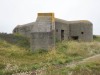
[93,35,100,42]
[0,34,100,75]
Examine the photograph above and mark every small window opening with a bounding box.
[81,32,84,34]
[71,36,79,40]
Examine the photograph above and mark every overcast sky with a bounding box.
[0,0,100,35]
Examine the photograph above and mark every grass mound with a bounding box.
[0,33,30,48]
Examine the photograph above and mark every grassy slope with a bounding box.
[0,34,100,75]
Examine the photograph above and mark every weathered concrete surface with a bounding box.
[30,32,55,50]
[55,18,69,41]
[13,22,35,38]
[69,20,93,41]
[30,13,55,51]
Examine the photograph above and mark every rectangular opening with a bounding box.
[61,30,64,40]
[71,36,79,40]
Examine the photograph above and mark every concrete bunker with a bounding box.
[13,13,93,51]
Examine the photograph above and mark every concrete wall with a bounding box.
[30,32,54,50]
[69,21,93,41]
[55,18,69,41]
[13,22,34,38]
[30,13,55,51]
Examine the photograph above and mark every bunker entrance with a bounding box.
[71,36,79,40]
[61,30,64,40]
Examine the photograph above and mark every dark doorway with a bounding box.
[61,30,64,40]
[81,32,84,34]
[71,36,79,40]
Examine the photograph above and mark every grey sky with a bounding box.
[0,0,100,35]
